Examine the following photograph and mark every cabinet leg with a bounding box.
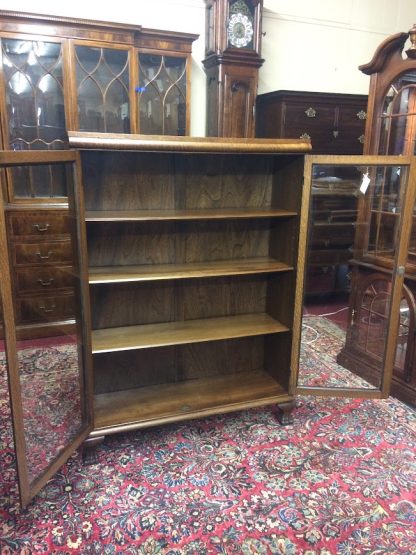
[81,436,105,465]
[275,400,295,426]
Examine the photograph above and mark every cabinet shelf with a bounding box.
[93,370,290,434]
[85,207,297,222]
[91,313,289,354]
[89,257,293,284]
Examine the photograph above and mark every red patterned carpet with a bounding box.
[1,316,416,554]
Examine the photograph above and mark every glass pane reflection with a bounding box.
[16,332,82,484]
[75,45,130,133]
[3,161,87,486]
[300,162,409,391]
[138,53,187,135]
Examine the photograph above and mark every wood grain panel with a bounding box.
[88,257,293,283]
[182,276,268,320]
[90,281,175,329]
[93,347,178,394]
[181,336,265,380]
[85,207,297,221]
[82,151,175,211]
[91,313,289,353]
[173,154,273,209]
[87,221,176,267]
[93,370,288,432]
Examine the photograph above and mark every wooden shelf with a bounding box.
[85,207,297,222]
[93,370,289,433]
[92,313,289,353]
[89,257,293,284]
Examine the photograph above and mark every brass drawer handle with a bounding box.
[305,107,316,118]
[37,278,54,286]
[39,303,56,313]
[37,251,53,260]
[32,223,51,232]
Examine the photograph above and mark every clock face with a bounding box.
[227,12,254,48]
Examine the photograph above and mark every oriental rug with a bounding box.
[1,316,416,554]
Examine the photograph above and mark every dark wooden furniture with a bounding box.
[202,0,264,137]
[2,139,409,508]
[0,11,197,338]
[0,10,197,141]
[256,90,368,154]
[68,132,310,444]
[256,90,368,296]
[338,26,416,407]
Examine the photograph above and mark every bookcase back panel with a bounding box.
[90,281,176,329]
[94,336,266,393]
[87,222,177,266]
[87,220,276,267]
[90,275,273,329]
[174,154,274,209]
[81,152,298,213]
[83,152,176,211]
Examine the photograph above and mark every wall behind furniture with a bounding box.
[260,0,416,95]
[0,0,414,133]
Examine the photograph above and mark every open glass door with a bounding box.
[294,155,416,398]
[0,150,92,507]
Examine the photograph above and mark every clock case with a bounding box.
[203,0,264,137]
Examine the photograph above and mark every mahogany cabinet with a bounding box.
[0,10,197,144]
[339,27,416,406]
[255,90,368,155]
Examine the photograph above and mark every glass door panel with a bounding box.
[2,39,67,151]
[75,45,130,133]
[137,53,187,135]
[0,151,92,506]
[297,156,414,398]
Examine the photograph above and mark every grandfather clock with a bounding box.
[203,0,264,137]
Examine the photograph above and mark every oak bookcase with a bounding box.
[68,132,312,442]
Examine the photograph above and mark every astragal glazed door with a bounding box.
[293,155,416,399]
[0,150,93,507]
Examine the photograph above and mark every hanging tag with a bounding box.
[360,172,370,194]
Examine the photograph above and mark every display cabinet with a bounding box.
[0,10,197,143]
[3,140,412,508]
[339,25,416,406]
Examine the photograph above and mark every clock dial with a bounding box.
[227,12,254,48]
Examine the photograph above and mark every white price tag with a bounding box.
[360,172,370,194]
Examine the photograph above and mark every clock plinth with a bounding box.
[203,0,264,137]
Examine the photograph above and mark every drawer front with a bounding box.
[7,211,70,238]
[284,103,335,127]
[15,266,75,294]
[311,222,355,245]
[16,294,75,324]
[12,240,73,266]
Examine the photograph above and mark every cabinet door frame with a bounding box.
[67,38,137,134]
[292,154,416,399]
[0,149,93,507]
